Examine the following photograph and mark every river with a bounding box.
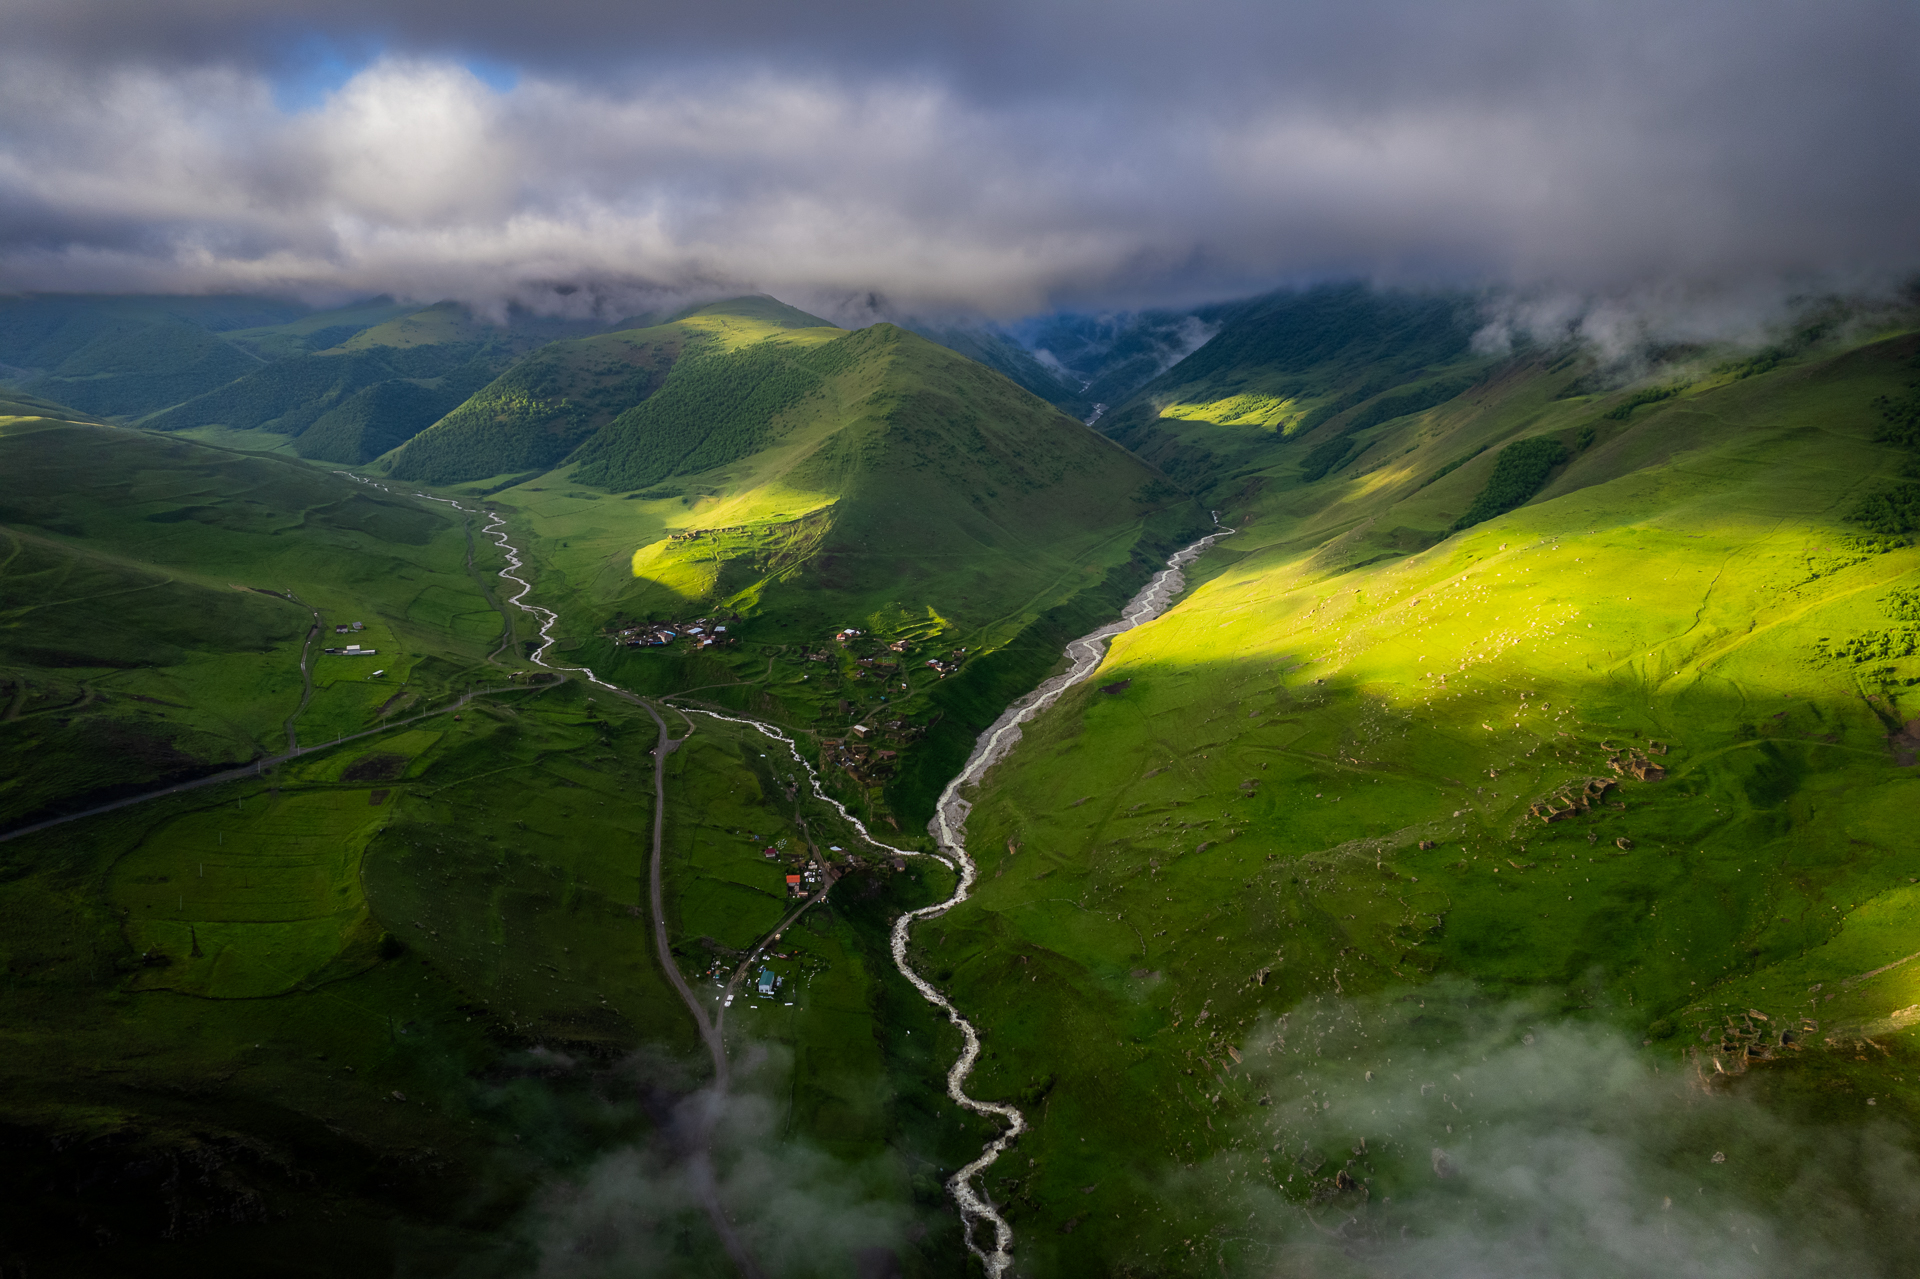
[465,489,1229,1278]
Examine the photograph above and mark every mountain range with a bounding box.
[1,281,1917,1276]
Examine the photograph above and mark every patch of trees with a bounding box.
[1417,444,1489,491]
[1602,383,1685,420]
[1814,628,1920,664]
[1873,385,1920,448]
[146,349,395,432]
[1849,376,1920,534]
[1714,346,1790,381]
[1290,373,1479,483]
[1299,434,1356,482]
[1451,436,1568,530]
[388,343,668,483]
[1851,483,1920,536]
[1163,284,1475,403]
[294,378,479,464]
[1342,374,1476,433]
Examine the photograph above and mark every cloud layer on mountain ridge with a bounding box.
[1,1,1914,316]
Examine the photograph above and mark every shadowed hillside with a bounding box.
[927,297,1920,1274]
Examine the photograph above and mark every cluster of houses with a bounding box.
[665,525,739,543]
[925,647,967,676]
[822,735,901,787]
[758,844,824,898]
[785,862,824,897]
[322,620,376,657]
[613,619,735,651]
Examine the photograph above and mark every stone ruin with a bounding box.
[1528,776,1617,824]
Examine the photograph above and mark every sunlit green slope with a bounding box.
[928,314,1920,1272]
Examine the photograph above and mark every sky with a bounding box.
[2,0,1916,319]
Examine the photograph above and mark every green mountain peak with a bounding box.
[666,294,840,331]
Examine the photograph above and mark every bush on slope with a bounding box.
[1451,435,1569,529]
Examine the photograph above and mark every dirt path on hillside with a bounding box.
[267,588,323,751]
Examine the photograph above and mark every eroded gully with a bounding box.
[462,488,1229,1279]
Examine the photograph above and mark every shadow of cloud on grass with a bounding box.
[528,1039,917,1279]
[1160,981,1920,1278]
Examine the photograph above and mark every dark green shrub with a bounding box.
[1451,436,1568,529]
[1299,434,1355,482]
[1602,383,1685,420]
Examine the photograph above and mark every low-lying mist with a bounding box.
[1156,982,1920,1277]
[526,1039,921,1279]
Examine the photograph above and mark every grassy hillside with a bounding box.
[0,388,105,424]
[1,302,278,418]
[215,296,421,360]
[386,295,835,486]
[922,309,1920,1273]
[414,307,1208,831]
[0,417,517,828]
[0,293,1210,1273]
[142,301,619,465]
[1095,284,1486,485]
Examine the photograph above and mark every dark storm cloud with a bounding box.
[0,0,1914,313]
